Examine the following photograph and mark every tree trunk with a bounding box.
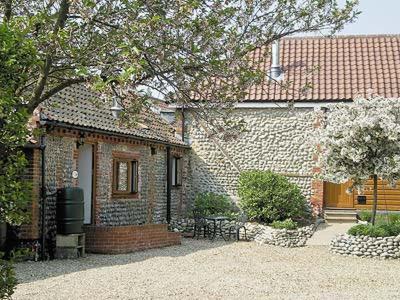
[3,0,12,22]
[371,174,378,225]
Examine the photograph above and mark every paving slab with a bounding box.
[307,222,355,246]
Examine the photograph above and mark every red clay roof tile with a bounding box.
[244,34,400,101]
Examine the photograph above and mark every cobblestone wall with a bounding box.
[42,131,189,255]
[44,135,76,257]
[186,108,315,203]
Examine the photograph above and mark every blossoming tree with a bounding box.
[314,95,400,225]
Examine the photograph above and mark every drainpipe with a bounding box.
[181,106,185,143]
[166,146,171,223]
[39,135,47,260]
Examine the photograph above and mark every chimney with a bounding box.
[269,40,283,81]
[110,96,123,118]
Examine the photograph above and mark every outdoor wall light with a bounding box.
[76,132,85,148]
[111,96,123,118]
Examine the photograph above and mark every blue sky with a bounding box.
[339,0,400,34]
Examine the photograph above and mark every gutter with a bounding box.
[41,120,191,149]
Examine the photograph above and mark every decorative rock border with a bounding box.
[170,218,316,248]
[252,223,315,247]
[330,234,400,259]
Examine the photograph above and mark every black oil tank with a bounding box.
[56,187,84,234]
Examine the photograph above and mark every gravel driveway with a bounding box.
[14,239,400,300]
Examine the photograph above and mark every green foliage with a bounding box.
[0,258,17,300]
[0,23,36,225]
[357,211,400,226]
[238,170,311,223]
[270,219,298,230]
[358,210,372,222]
[0,1,358,130]
[194,192,235,217]
[348,223,400,237]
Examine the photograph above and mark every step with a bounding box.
[324,209,357,224]
[324,209,357,215]
[324,213,357,219]
[325,217,357,224]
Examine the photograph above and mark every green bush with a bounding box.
[357,211,400,225]
[270,219,298,230]
[238,170,311,223]
[357,210,372,222]
[0,258,17,300]
[348,223,400,237]
[194,192,235,217]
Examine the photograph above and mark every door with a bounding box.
[324,181,354,208]
[78,144,94,224]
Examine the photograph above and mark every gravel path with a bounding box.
[14,239,400,300]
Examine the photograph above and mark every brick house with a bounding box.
[21,85,190,256]
[18,34,400,255]
[165,34,400,217]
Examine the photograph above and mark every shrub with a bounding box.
[0,258,17,300]
[270,219,298,230]
[348,223,400,237]
[357,211,400,225]
[357,210,372,222]
[238,170,310,223]
[194,192,235,217]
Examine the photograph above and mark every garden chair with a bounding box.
[228,212,248,241]
[192,209,210,239]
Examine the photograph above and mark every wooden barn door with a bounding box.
[324,181,354,208]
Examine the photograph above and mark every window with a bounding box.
[113,159,138,195]
[172,157,182,187]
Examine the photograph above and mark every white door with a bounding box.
[78,144,93,224]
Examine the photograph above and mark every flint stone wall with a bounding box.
[43,133,189,256]
[186,108,315,203]
[330,234,400,259]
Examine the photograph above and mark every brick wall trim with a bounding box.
[83,224,181,254]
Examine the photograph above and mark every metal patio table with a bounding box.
[205,216,229,241]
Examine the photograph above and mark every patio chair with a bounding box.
[228,212,248,241]
[192,209,210,239]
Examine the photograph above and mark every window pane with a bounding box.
[117,161,129,191]
[131,161,138,193]
[171,157,176,186]
[176,158,182,185]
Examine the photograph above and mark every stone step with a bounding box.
[325,217,357,224]
[324,209,357,224]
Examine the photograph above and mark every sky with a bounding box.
[338,0,400,35]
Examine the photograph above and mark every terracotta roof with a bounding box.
[40,85,186,146]
[245,34,400,101]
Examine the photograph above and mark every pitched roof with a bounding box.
[245,34,400,101]
[40,85,186,146]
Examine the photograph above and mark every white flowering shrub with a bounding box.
[312,95,400,223]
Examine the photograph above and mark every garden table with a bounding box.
[205,216,229,241]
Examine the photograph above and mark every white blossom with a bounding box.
[310,95,400,191]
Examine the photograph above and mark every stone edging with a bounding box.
[250,223,315,247]
[330,234,400,259]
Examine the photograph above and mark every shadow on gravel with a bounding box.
[15,238,235,284]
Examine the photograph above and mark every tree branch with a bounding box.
[27,77,86,112]
[29,0,70,113]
